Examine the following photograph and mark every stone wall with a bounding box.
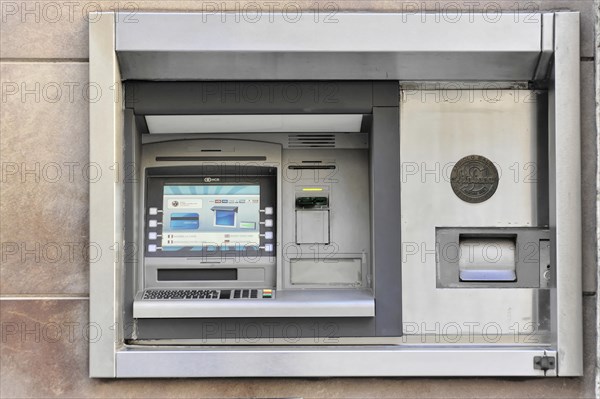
[1,1,597,397]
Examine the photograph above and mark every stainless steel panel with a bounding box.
[133,289,375,318]
[401,89,547,340]
[115,13,542,81]
[141,132,369,150]
[296,210,329,244]
[281,149,371,289]
[290,258,362,286]
[89,12,121,378]
[116,347,554,377]
[550,12,583,376]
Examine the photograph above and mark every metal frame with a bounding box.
[549,12,583,376]
[115,348,557,378]
[89,12,582,377]
[88,13,123,377]
[114,12,541,81]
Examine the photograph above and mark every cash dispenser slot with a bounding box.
[436,228,551,288]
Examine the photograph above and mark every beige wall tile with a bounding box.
[0,297,596,397]
[581,60,597,293]
[0,62,89,295]
[0,1,595,59]
[1,300,90,397]
[0,0,596,394]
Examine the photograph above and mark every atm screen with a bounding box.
[161,185,261,251]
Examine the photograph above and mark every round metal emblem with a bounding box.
[450,155,499,203]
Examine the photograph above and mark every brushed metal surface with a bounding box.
[400,89,546,341]
[550,12,583,376]
[133,289,375,318]
[115,12,542,81]
[116,347,554,377]
[281,149,371,290]
[88,12,121,378]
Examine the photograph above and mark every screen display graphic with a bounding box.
[161,185,260,251]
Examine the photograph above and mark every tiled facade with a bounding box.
[1,1,598,397]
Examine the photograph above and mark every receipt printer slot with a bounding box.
[458,238,516,282]
[436,227,550,288]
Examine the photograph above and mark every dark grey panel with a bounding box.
[134,317,375,340]
[117,51,540,81]
[371,105,402,336]
[124,81,374,115]
[157,268,238,281]
[123,109,141,340]
[535,91,550,226]
[372,82,400,107]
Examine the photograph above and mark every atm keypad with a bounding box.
[143,288,274,300]
[229,289,274,299]
[142,289,220,300]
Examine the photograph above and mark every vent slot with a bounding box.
[156,156,267,162]
[288,134,336,148]
[288,165,336,170]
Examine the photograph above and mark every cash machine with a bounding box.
[89,12,583,377]
[124,81,401,340]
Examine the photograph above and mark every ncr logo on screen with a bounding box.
[204,177,220,182]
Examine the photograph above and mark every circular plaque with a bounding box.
[450,155,499,203]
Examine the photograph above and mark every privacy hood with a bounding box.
[115,12,547,81]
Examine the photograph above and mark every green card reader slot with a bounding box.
[296,197,329,208]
